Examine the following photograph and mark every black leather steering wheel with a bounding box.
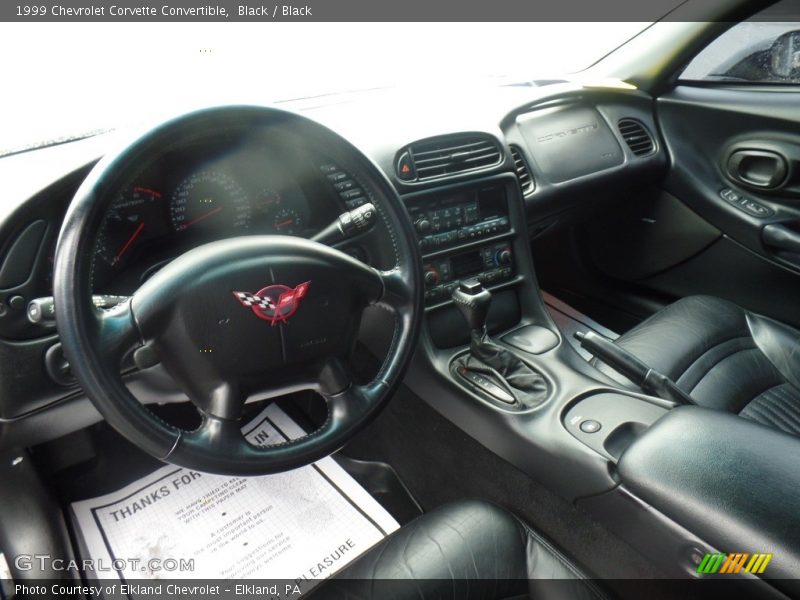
[53,106,422,475]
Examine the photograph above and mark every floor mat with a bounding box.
[70,404,398,592]
[542,290,619,361]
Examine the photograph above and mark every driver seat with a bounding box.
[315,500,609,600]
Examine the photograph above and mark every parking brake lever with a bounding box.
[574,330,694,405]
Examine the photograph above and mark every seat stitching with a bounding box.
[668,334,752,382]
[740,396,800,430]
[735,379,798,414]
[772,384,800,405]
[745,383,800,414]
[744,407,797,434]
[687,348,780,400]
[759,388,800,423]
[742,386,800,432]
[677,338,756,392]
[518,522,580,576]
[743,402,793,429]
[515,520,609,600]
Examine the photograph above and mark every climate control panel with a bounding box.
[423,242,514,305]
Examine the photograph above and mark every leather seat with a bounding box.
[595,295,800,436]
[314,500,608,600]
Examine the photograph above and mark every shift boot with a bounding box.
[451,279,548,407]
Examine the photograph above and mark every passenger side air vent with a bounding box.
[509,145,535,195]
[617,119,655,157]
[397,134,502,182]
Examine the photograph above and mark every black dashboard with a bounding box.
[0,83,667,445]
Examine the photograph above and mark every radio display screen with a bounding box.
[408,183,507,231]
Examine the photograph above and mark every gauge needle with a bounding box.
[275,219,294,228]
[113,222,145,265]
[179,206,223,230]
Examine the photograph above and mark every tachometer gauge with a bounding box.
[272,207,303,235]
[170,171,250,233]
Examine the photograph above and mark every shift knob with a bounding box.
[451,278,492,332]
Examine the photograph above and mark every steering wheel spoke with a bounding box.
[322,378,389,435]
[375,268,414,312]
[93,299,141,365]
[185,412,250,455]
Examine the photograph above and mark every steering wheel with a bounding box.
[53,106,423,476]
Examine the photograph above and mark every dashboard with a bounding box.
[0,82,667,445]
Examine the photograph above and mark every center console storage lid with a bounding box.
[618,406,800,593]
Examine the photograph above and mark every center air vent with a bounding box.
[618,119,655,157]
[396,134,502,182]
[509,145,535,195]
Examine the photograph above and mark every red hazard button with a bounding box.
[396,151,416,181]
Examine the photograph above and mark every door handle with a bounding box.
[763,224,800,254]
[727,150,788,189]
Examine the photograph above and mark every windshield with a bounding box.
[0,22,648,153]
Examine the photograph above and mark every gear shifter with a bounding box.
[452,279,548,407]
[451,278,492,331]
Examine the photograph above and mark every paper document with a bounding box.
[71,404,398,592]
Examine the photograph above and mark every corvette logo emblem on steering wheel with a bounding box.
[233,282,311,326]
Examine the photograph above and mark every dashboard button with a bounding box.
[744,200,773,217]
[415,218,432,234]
[396,152,416,181]
[495,248,512,266]
[327,172,348,183]
[334,180,356,192]
[423,267,440,287]
[8,295,26,311]
[720,188,774,218]
[340,188,364,200]
[579,419,602,434]
[345,198,366,209]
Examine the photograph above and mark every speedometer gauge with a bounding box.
[170,171,250,233]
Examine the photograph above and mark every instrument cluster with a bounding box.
[89,141,327,294]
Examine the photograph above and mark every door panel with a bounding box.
[657,86,800,271]
[576,85,800,326]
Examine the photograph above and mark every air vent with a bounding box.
[618,119,655,157]
[399,134,502,182]
[509,145,535,195]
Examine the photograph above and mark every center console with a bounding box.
[394,171,680,498]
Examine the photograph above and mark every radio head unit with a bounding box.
[406,183,510,252]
